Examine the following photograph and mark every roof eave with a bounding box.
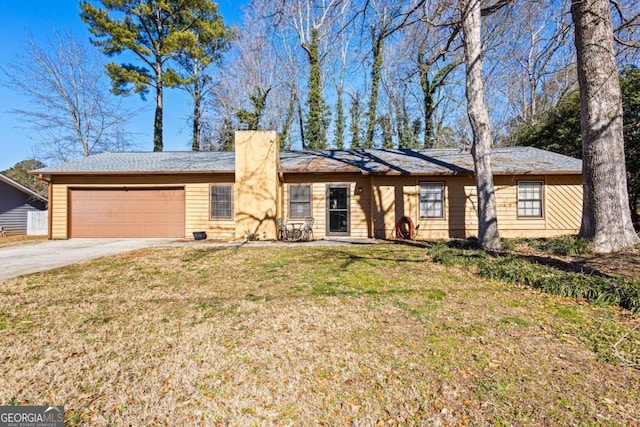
[35,169,581,177]
[0,174,48,202]
[493,170,582,176]
[30,170,235,176]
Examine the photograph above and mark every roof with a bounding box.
[31,151,235,175]
[0,173,48,202]
[279,147,582,175]
[32,146,582,176]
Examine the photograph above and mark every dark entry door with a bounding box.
[327,186,349,235]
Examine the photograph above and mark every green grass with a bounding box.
[501,316,532,327]
[0,244,639,426]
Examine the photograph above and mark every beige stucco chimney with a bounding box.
[234,130,279,240]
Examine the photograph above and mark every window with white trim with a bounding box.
[289,184,311,218]
[420,182,445,218]
[210,185,233,219]
[518,181,543,218]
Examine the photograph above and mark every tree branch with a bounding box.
[481,0,513,17]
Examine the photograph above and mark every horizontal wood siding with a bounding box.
[372,177,425,238]
[493,177,546,237]
[48,172,582,240]
[51,185,69,239]
[52,174,234,186]
[284,174,371,238]
[371,174,582,240]
[185,181,235,239]
[50,174,235,239]
[346,180,370,238]
[445,177,477,239]
[0,181,47,235]
[545,175,583,236]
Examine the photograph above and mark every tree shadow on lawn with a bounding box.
[331,248,428,270]
[395,237,637,280]
[498,252,616,279]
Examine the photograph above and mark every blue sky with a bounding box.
[0,0,245,171]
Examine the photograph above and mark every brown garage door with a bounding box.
[70,188,185,238]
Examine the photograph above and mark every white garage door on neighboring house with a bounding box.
[70,188,185,238]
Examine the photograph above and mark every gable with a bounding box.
[0,181,47,212]
[0,173,48,202]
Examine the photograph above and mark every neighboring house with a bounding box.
[32,131,583,240]
[0,173,48,235]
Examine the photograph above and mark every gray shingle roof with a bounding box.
[279,147,582,175]
[32,151,235,174]
[32,146,581,176]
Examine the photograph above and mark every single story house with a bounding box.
[31,131,583,240]
[0,173,48,235]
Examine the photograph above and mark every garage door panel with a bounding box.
[71,188,185,238]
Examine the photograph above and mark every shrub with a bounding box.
[428,240,640,315]
[544,235,591,256]
[501,238,517,251]
[515,235,591,256]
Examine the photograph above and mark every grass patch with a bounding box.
[0,244,638,425]
[555,306,585,324]
[501,316,532,327]
[82,315,112,325]
[394,300,438,324]
[0,235,47,248]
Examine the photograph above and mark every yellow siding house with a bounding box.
[33,131,583,241]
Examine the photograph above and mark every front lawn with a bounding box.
[0,244,638,425]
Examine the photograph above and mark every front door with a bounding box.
[327,185,350,235]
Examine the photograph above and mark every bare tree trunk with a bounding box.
[192,60,201,151]
[335,83,345,150]
[192,91,201,151]
[297,94,305,149]
[572,0,639,253]
[154,60,163,152]
[281,89,297,150]
[462,0,502,250]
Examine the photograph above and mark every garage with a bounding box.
[70,188,185,238]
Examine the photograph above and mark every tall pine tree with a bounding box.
[81,0,224,152]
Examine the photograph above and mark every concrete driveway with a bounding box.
[0,238,173,280]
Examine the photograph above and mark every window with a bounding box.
[420,182,445,218]
[289,184,311,218]
[210,185,233,219]
[518,181,543,218]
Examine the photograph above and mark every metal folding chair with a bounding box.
[301,217,314,241]
[277,218,288,241]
